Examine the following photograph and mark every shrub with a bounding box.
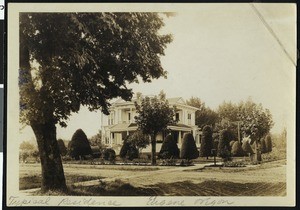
[120,140,139,161]
[158,134,180,159]
[213,140,219,155]
[231,141,244,157]
[68,129,92,160]
[199,125,213,158]
[57,139,67,156]
[160,158,177,166]
[260,138,267,154]
[223,161,246,167]
[265,135,272,152]
[119,141,130,159]
[242,140,254,155]
[91,146,101,158]
[179,159,193,166]
[127,131,150,151]
[103,148,116,163]
[180,133,199,160]
[217,129,231,161]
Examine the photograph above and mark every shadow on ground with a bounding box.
[69,180,286,196]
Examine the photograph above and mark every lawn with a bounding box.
[19,159,286,196]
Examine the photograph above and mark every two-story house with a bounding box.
[101,94,200,153]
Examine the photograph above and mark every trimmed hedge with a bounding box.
[103,148,116,162]
[199,125,213,158]
[260,138,267,154]
[57,139,67,156]
[180,133,199,160]
[231,141,244,157]
[120,140,139,161]
[242,140,254,155]
[217,129,231,160]
[158,134,180,159]
[265,135,272,152]
[68,129,92,160]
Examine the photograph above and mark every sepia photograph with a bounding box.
[6,2,296,207]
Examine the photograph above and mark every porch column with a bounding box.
[178,131,182,145]
[110,132,113,147]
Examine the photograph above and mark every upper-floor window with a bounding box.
[128,113,131,121]
[188,113,191,119]
[176,113,180,121]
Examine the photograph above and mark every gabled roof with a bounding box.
[167,97,183,104]
[110,95,199,111]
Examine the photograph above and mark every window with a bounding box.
[188,113,191,119]
[112,133,115,139]
[176,113,180,121]
[128,113,131,121]
[108,119,110,125]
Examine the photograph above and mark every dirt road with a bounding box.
[20,160,286,196]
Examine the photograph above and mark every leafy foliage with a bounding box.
[57,139,67,156]
[68,129,92,160]
[231,141,244,157]
[217,101,240,122]
[260,138,267,154]
[19,12,172,190]
[89,130,102,147]
[199,125,213,158]
[217,99,273,143]
[186,97,218,129]
[135,93,177,165]
[213,140,219,155]
[135,94,177,137]
[20,13,172,126]
[127,131,150,150]
[158,134,180,159]
[180,133,199,160]
[265,134,272,153]
[119,140,139,161]
[238,100,274,141]
[102,148,116,163]
[242,140,254,155]
[91,146,101,158]
[217,129,231,161]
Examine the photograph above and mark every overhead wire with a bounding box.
[250,3,296,67]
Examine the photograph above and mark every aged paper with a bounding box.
[7,3,296,207]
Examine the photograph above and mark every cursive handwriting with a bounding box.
[194,198,234,206]
[147,196,185,206]
[57,197,121,206]
[8,196,50,206]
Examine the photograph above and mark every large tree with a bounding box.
[186,97,218,129]
[127,130,150,152]
[217,99,273,161]
[19,13,172,191]
[134,93,177,165]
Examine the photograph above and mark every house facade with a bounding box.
[101,94,200,153]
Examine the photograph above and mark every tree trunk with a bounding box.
[31,121,67,192]
[151,134,157,165]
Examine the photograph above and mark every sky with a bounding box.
[19,4,296,142]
